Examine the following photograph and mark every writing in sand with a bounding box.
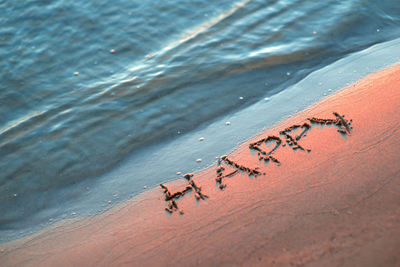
[160,112,353,214]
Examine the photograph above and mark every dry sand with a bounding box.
[1,63,400,266]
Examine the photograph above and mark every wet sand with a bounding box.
[2,63,400,266]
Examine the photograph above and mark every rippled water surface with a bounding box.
[1,0,400,240]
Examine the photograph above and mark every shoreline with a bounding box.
[2,37,400,243]
[2,63,400,266]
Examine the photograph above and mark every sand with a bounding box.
[1,63,400,266]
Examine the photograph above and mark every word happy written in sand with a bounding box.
[160,112,352,214]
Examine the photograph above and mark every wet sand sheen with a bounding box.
[2,63,400,266]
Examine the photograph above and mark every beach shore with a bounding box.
[1,63,400,266]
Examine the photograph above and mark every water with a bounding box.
[1,0,400,241]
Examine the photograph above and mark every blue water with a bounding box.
[1,0,400,241]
